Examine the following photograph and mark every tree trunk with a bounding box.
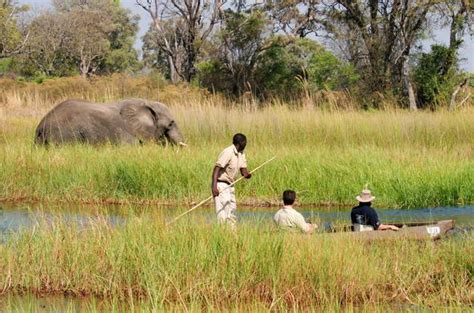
[402,55,417,111]
[449,78,468,111]
[168,55,180,84]
[80,58,88,79]
[183,31,197,82]
[407,80,417,111]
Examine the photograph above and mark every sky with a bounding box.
[18,0,474,72]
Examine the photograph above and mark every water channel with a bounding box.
[1,202,473,234]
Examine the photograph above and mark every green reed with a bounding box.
[1,107,473,208]
[0,77,473,208]
[0,217,472,309]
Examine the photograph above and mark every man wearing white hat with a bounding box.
[350,189,399,232]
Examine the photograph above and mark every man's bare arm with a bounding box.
[378,224,399,231]
[211,166,221,197]
[305,224,318,234]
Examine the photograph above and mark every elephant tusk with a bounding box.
[178,142,188,147]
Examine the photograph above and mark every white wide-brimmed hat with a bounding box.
[356,189,375,202]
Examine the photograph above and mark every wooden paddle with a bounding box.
[166,156,277,226]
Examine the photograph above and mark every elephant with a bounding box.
[34,98,186,146]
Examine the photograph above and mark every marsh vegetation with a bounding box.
[1,0,473,309]
[0,76,472,310]
[1,76,473,208]
[0,215,472,310]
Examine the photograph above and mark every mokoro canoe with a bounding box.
[331,220,455,241]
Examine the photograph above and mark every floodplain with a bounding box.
[0,76,473,310]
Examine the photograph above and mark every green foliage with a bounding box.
[0,2,29,58]
[256,38,358,99]
[413,45,458,109]
[254,38,308,98]
[307,49,359,91]
[32,74,47,84]
[8,1,139,78]
[196,9,270,96]
[198,34,358,100]
[220,9,268,52]
[195,60,233,93]
[220,9,269,96]
[103,49,140,74]
[142,25,172,79]
[100,4,140,74]
[467,72,474,87]
[0,57,12,73]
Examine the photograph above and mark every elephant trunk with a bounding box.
[165,127,185,146]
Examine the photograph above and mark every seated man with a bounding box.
[274,190,318,234]
[351,189,399,232]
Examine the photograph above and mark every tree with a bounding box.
[19,12,76,77]
[0,0,29,59]
[54,0,140,75]
[318,1,444,109]
[68,10,114,78]
[255,37,358,99]
[433,1,473,110]
[137,0,225,83]
[437,0,473,52]
[263,0,324,37]
[14,0,139,78]
[213,9,272,96]
[102,3,140,74]
[142,17,188,82]
[413,45,458,109]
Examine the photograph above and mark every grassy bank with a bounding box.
[0,217,472,309]
[0,76,473,208]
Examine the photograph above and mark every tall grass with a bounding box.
[0,76,473,208]
[0,217,472,309]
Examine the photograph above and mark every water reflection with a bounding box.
[0,202,473,235]
[238,206,474,225]
[0,202,125,235]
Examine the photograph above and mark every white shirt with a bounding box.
[273,206,311,233]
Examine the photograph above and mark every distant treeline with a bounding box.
[1,0,473,110]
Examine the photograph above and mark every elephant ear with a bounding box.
[120,101,158,141]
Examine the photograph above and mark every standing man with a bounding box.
[212,133,252,227]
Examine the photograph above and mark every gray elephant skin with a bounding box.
[35,98,185,145]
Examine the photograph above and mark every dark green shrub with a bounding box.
[413,45,458,109]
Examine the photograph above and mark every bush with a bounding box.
[0,58,13,75]
[307,50,359,91]
[256,38,359,99]
[197,36,359,101]
[413,45,459,109]
[195,60,233,94]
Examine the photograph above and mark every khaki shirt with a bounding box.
[274,206,311,233]
[215,145,248,183]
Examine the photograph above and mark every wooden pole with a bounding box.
[166,156,277,226]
